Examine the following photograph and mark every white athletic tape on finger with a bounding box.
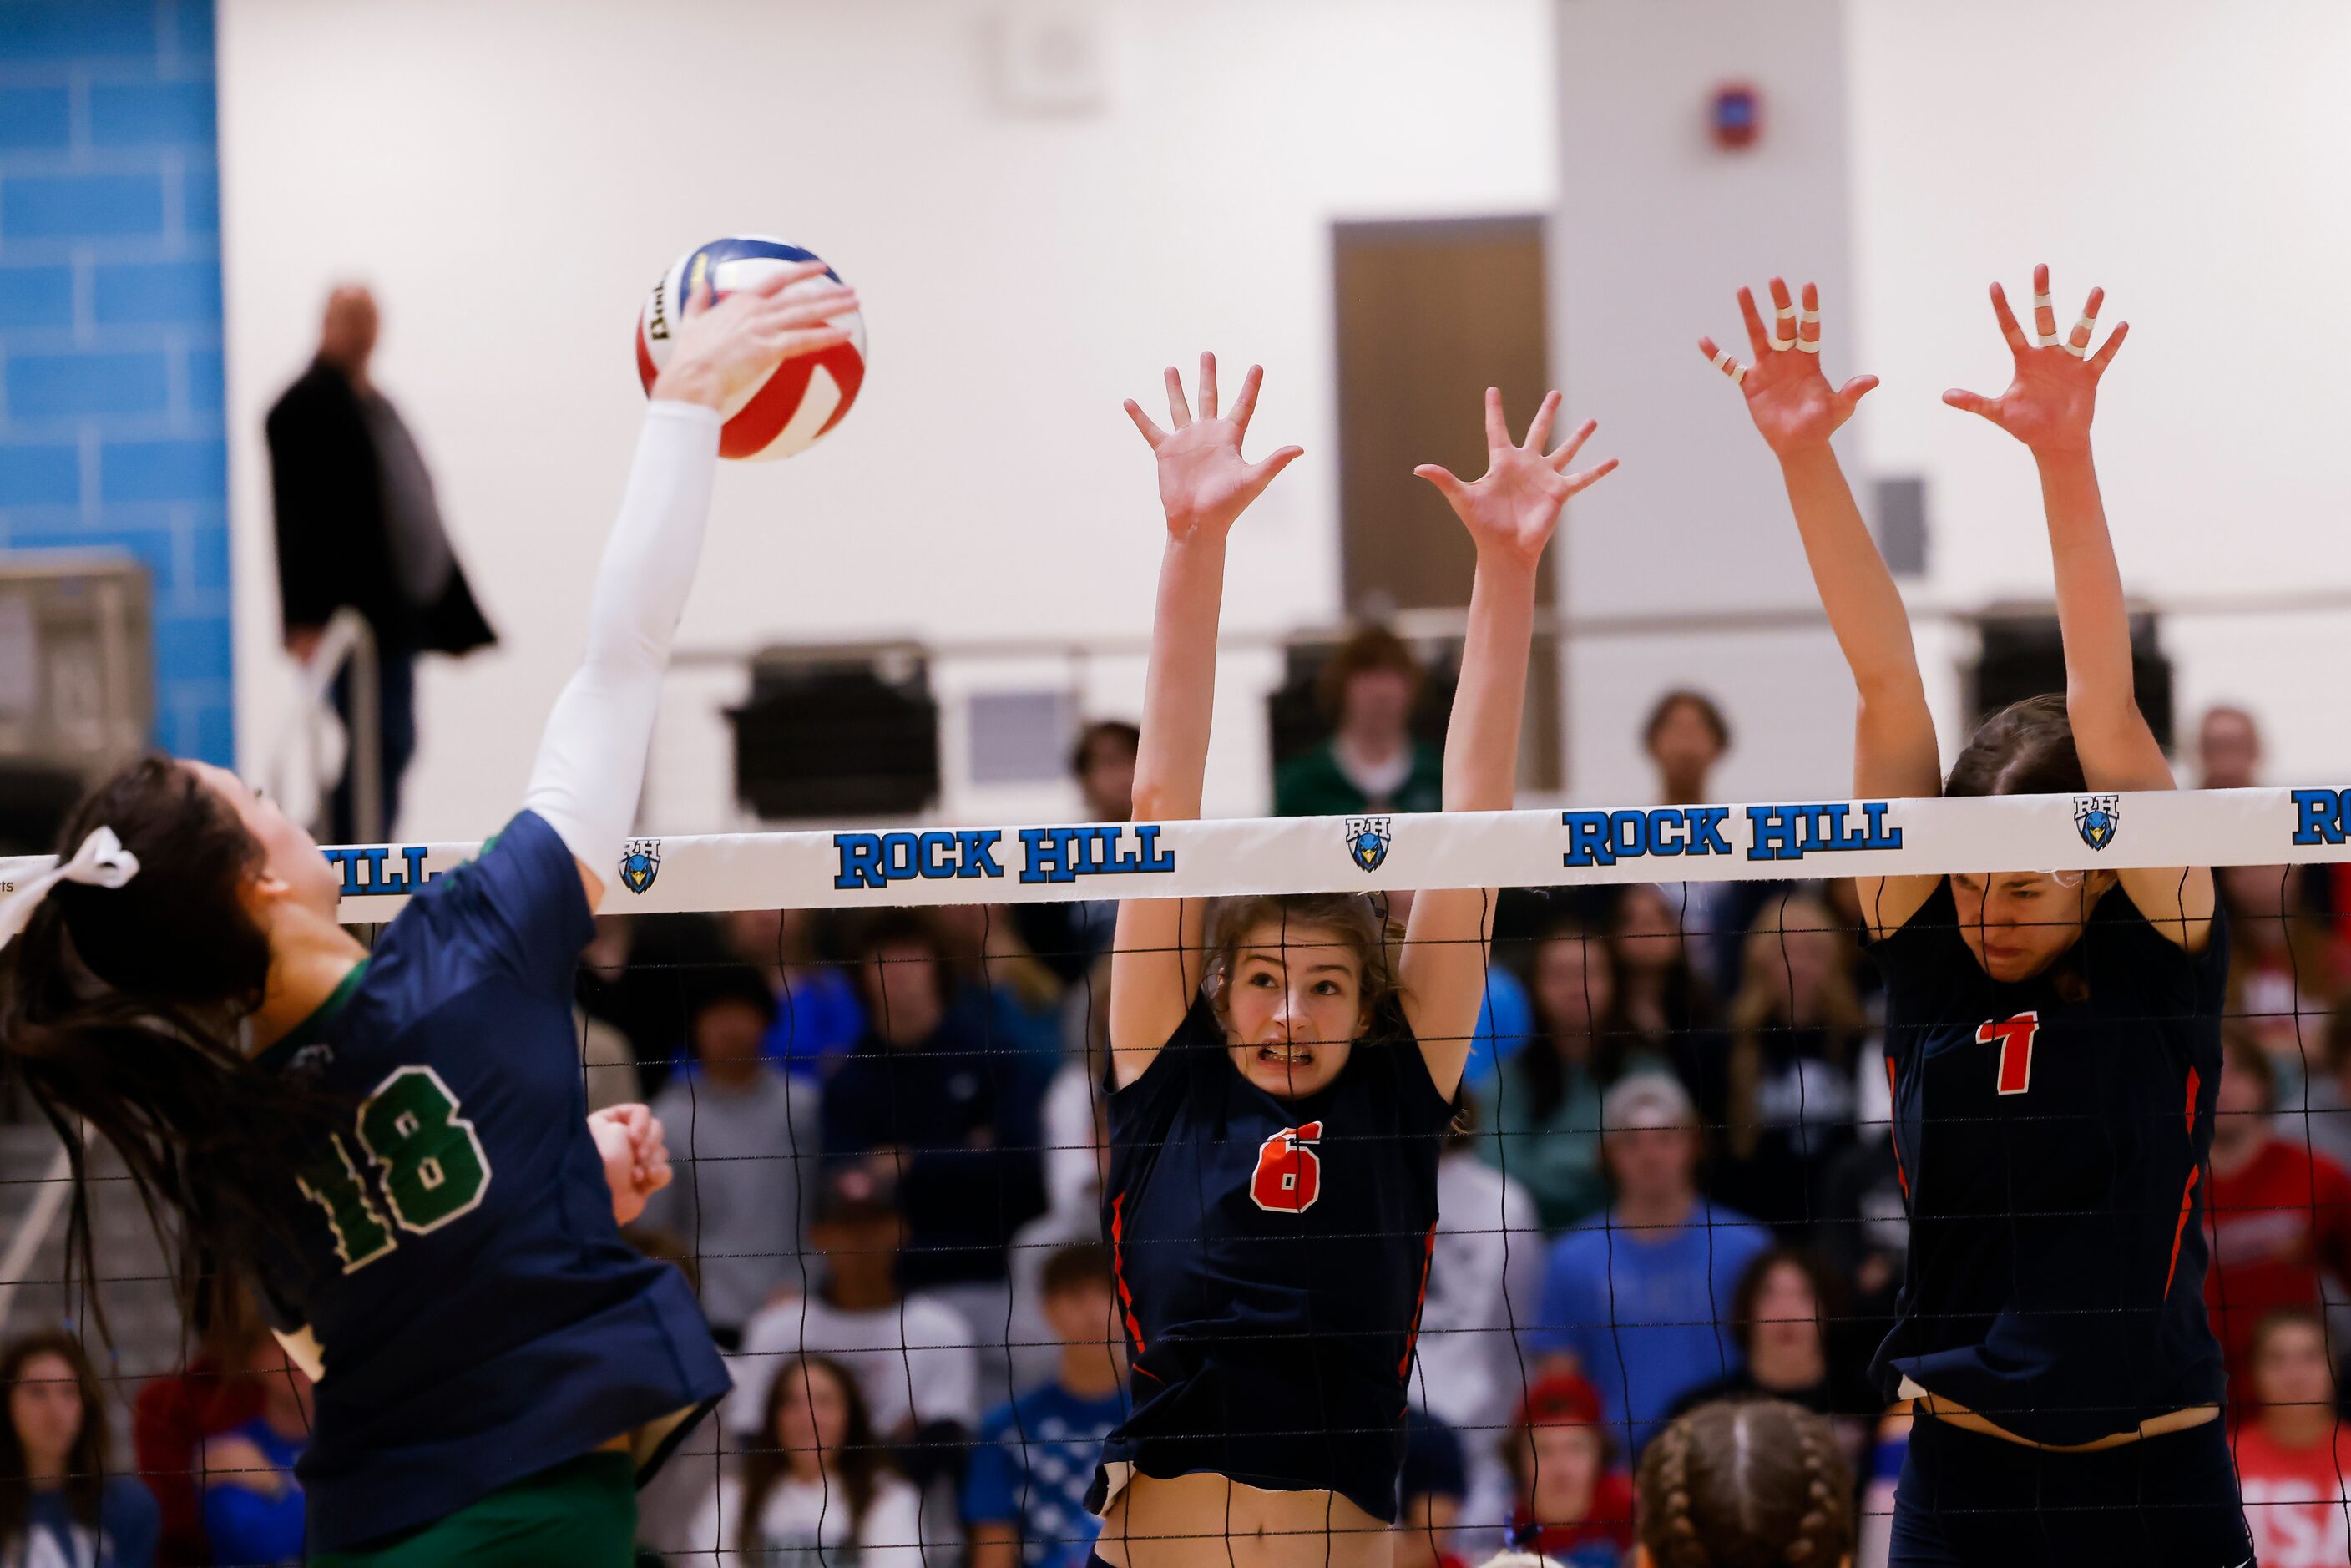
[1714,349,1746,385]
[2064,341,2087,358]
[1770,306,1797,352]
[46,785,2343,921]
[1799,307,1821,323]
[2033,292,2054,310]
[1796,337,1822,354]
[2071,314,2098,343]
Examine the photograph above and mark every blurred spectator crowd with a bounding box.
[14,649,2351,1566]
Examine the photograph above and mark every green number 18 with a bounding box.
[296,1066,492,1274]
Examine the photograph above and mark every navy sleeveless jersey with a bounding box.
[1092,997,1452,1524]
[255,811,730,1551]
[1868,879,2228,1446]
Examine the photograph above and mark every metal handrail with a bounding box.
[265,608,382,844]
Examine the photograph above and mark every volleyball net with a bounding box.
[8,783,2351,1563]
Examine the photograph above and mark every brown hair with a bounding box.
[1723,893,1868,1162]
[1638,1399,1854,1568]
[1314,626,1423,722]
[741,1353,896,1539]
[1202,893,1400,1029]
[1727,1247,1841,1362]
[1041,1242,1113,1301]
[2221,1025,2278,1115]
[0,756,340,1343]
[1645,689,1732,754]
[0,1331,111,1545]
[1943,694,2086,797]
[1518,918,1636,1123]
[1069,719,1140,779]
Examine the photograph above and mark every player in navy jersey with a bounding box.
[1090,355,1615,1567]
[0,263,857,1564]
[1700,269,2251,1567]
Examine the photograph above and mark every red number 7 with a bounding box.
[1978,1012,2040,1096]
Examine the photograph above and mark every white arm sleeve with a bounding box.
[522,402,722,884]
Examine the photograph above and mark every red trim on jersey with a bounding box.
[2184,1065,2201,1136]
[1110,1192,1146,1357]
[1885,1057,1909,1200]
[2165,1166,2201,1297]
[1397,1223,1438,1379]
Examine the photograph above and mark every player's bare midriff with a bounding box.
[1899,1376,2221,1452]
[1095,1471,1393,1568]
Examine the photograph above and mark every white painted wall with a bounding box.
[1549,0,1868,805]
[218,0,1558,838]
[220,0,2351,844]
[1846,0,2351,790]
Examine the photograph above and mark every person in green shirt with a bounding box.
[1272,625,1444,817]
[1478,918,1667,1232]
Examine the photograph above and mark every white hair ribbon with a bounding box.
[0,827,140,950]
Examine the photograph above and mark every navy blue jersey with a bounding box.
[256,811,730,1551]
[1868,879,2227,1446]
[1091,998,1453,1524]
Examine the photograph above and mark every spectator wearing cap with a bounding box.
[1503,1372,1634,1566]
[1273,625,1443,818]
[730,1170,980,1493]
[644,966,821,1348]
[822,911,1048,1302]
[1528,1073,1770,1456]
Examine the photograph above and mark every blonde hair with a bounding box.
[1723,893,1867,1162]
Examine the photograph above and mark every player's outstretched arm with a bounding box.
[522,262,857,907]
[1406,389,1615,1099]
[1945,265,2213,945]
[1108,355,1302,1089]
[1701,279,1938,937]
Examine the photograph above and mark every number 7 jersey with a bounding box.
[1867,879,2228,1449]
[253,811,730,1554]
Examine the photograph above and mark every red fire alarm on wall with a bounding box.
[1711,82,1762,149]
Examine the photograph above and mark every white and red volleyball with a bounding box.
[635,235,867,461]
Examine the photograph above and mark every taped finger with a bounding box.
[2032,290,2059,347]
[1714,348,1747,386]
[2066,312,2098,358]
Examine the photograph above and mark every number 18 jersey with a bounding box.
[1868,879,2228,1448]
[256,812,729,1552]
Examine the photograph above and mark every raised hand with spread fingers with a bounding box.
[1698,278,1880,457]
[1699,278,1936,938]
[1413,387,1617,567]
[1124,352,1304,544]
[1943,263,2126,457]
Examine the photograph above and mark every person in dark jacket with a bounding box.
[266,285,495,841]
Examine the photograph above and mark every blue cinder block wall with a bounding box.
[0,0,230,764]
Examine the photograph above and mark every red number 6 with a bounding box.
[1250,1121,1324,1214]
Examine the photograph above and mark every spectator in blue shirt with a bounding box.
[963,1243,1129,1568]
[1529,1073,1769,1457]
[1,1330,159,1568]
[200,1338,311,1567]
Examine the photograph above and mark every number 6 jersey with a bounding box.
[253,810,731,1553]
[1868,879,2228,1449]
[1089,996,1453,1526]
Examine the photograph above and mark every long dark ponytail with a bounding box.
[0,756,339,1340]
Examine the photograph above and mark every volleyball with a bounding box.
[634,235,867,460]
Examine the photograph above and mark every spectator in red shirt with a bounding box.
[1504,1372,1634,1566]
[132,1288,266,1566]
[2231,1309,2351,1568]
[2205,1034,2351,1403]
